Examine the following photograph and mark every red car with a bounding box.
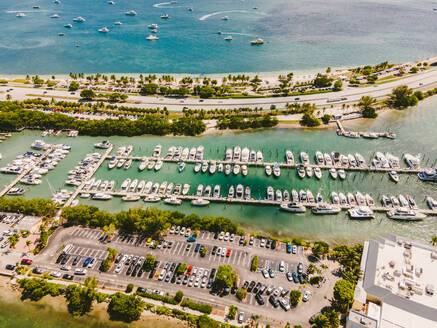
[21,259,33,265]
[226,249,231,257]
[186,265,193,275]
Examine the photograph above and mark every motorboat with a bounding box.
[108,157,117,169]
[99,27,110,33]
[146,35,159,40]
[209,161,217,174]
[94,140,111,149]
[7,188,25,195]
[122,195,140,202]
[316,192,323,203]
[233,146,241,162]
[155,160,163,171]
[388,171,399,183]
[158,181,168,194]
[191,198,210,206]
[224,164,231,175]
[153,145,162,157]
[365,194,375,207]
[128,179,138,193]
[386,153,400,169]
[300,152,310,165]
[51,14,60,18]
[280,203,306,213]
[292,189,299,202]
[73,16,86,22]
[147,161,155,170]
[285,150,294,164]
[387,207,426,221]
[339,193,347,205]
[314,167,322,179]
[124,159,132,170]
[178,162,186,172]
[225,148,233,161]
[250,38,264,45]
[348,206,375,219]
[241,165,248,176]
[307,190,315,203]
[398,195,409,208]
[64,24,73,28]
[173,184,182,195]
[92,193,112,200]
[181,148,189,160]
[144,195,161,202]
[355,153,366,167]
[222,16,229,20]
[166,183,174,195]
[196,184,204,197]
[299,190,307,202]
[151,183,160,194]
[136,180,145,193]
[144,181,153,194]
[201,161,208,173]
[426,196,437,210]
[347,192,356,206]
[355,192,366,206]
[241,147,250,162]
[297,165,305,178]
[338,169,346,180]
[256,151,263,164]
[244,186,251,200]
[233,164,241,175]
[213,185,221,198]
[266,186,274,200]
[218,163,223,173]
[114,21,122,25]
[273,163,281,177]
[236,184,244,198]
[249,150,256,163]
[329,168,337,179]
[283,190,290,201]
[265,165,272,176]
[340,154,349,167]
[182,184,190,195]
[418,168,437,181]
[160,14,170,19]
[324,153,333,166]
[390,196,400,207]
[381,195,391,207]
[275,189,282,202]
[16,13,26,17]
[306,166,313,178]
[194,162,201,173]
[407,195,418,210]
[125,10,137,15]
[148,23,159,29]
[228,185,235,198]
[312,204,341,215]
[139,158,148,171]
[117,158,125,168]
[348,154,357,167]
[331,192,340,204]
[315,151,324,165]
[203,185,211,197]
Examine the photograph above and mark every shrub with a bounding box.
[321,114,331,124]
[108,293,145,322]
[135,291,178,305]
[227,305,238,320]
[236,288,247,301]
[126,283,134,293]
[174,291,184,303]
[250,256,258,272]
[181,299,212,314]
[289,290,302,307]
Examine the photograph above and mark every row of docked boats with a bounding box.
[331,191,375,207]
[224,146,263,164]
[65,152,101,187]
[164,145,204,161]
[193,161,249,176]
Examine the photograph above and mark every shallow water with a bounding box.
[2,98,437,243]
[0,0,436,74]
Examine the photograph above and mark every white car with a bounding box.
[180,227,186,235]
[219,232,224,240]
[115,264,123,273]
[194,277,200,287]
[260,239,266,247]
[197,268,204,276]
[170,226,175,234]
[188,276,195,287]
[74,268,87,275]
[158,270,166,281]
[262,269,269,279]
[292,245,297,254]
[216,247,222,255]
[224,232,230,241]
[230,233,235,242]
[50,271,62,278]
[201,277,208,288]
[60,265,71,271]
[221,248,226,257]
[192,267,198,276]
[87,258,95,268]
[279,261,285,272]
[302,290,312,302]
[203,269,209,278]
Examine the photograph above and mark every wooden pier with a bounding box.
[0,146,55,197]
[336,120,396,139]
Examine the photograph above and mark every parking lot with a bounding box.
[31,226,338,326]
[0,212,25,250]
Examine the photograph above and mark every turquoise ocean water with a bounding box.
[0,0,436,74]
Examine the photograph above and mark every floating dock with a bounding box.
[336,120,396,139]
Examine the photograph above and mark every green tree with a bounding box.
[126,283,134,293]
[289,290,301,307]
[174,290,184,303]
[199,86,215,98]
[300,111,321,127]
[321,114,331,124]
[312,241,330,259]
[176,263,188,275]
[140,83,159,95]
[80,89,95,100]
[236,288,247,301]
[387,85,418,109]
[214,265,235,290]
[65,277,98,316]
[143,254,155,271]
[197,315,219,328]
[250,255,258,272]
[313,75,333,88]
[200,246,207,257]
[333,279,354,312]
[333,80,342,91]
[227,305,238,320]
[410,66,419,73]
[358,96,377,118]
[69,81,80,91]
[108,292,145,322]
[431,236,437,246]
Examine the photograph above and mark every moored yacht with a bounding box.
[297,165,305,178]
[389,171,399,182]
[241,165,248,176]
[236,184,244,198]
[273,163,281,177]
[348,206,375,219]
[164,197,182,205]
[125,10,137,15]
[233,164,240,175]
[280,202,306,213]
[314,167,322,179]
[285,150,294,164]
[228,185,235,198]
[312,204,341,215]
[191,198,210,206]
[94,140,111,149]
[387,207,426,221]
[265,165,272,176]
[418,168,437,182]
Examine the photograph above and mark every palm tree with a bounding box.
[358,96,376,111]
[430,236,437,246]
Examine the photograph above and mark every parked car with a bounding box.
[279,298,291,311]
[63,274,74,280]
[187,236,196,242]
[286,272,293,281]
[21,259,32,265]
[74,268,87,275]
[255,293,265,305]
[302,290,312,302]
[5,264,15,270]
[286,243,292,253]
[269,295,279,308]
[262,269,269,279]
[237,312,245,323]
[268,268,275,278]
[297,262,304,274]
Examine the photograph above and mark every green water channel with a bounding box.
[2,97,437,243]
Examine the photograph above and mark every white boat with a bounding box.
[386,153,400,169]
[306,166,313,178]
[98,27,110,33]
[196,184,204,197]
[147,161,155,170]
[189,147,196,160]
[390,196,400,207]
[249,150,256,163]
[209,161,217,174]
[250,38,264,45]
[178,162,186,172]
[155,160,163,171]
[196,146,204,160]
[51,14,60,18]
[146,35,159,40]
[291,189,299,202]
[418,168,437,182]
[233,164,240,175]
[339,193,347,205]
[224,36,233,41]
[244,186,251,200]
[64,24,73,28]
[228,185,235,198]
[95,140,111,149]
[139,159,148,171]
[181,148,189,160]
[194,162,201,173]
[218,163,223,173]
[225,148,233,161]
[280,202,306,213]
[338,169,346,180]
[222,16,229,20]
[203,185,211,197]
[148,23,159,29]
[16,13,26,17]
[348,154,357,167]
[285,150,294,164]
[144,195,161,202]
[348,206,375,219]
[307,190,315,203]
[241,165,248,176]
[128,179,138,193]
[426,196,437,210]
[144,181,153,194]
[7,188,25,195]
[312,204,341,215]
[299,190,307,202]
[173,184,181,195]
[347,193,356,206]
[266,186,274,200]
[213,185,221,198]
[273,163,281,177]
[117,159,125,168]
[153,145,162,157]
[122,195,140,202]
[158,181,168,194]
[324,153,333,166]
[191,198,210,206]
[331,192,340,204]
[241,147,250,162]
[73,16,86,22]
[120,178,131,191]
[233,146,241,162]
[265,165,272,176]
[387,207,426,221]
[329,168,337,179]
[314,167,322,179]
[92,193,112,200]
[283,190,289,201]
[381,195,391,207]
[236,184,244,198]
[315,151,324,165]
[151,183,160,194]
[388,171,399,182]
[355,153,366,167]
[182,184,190,195]
[256,151,263,164]
[297,165,305,178]
[300,152,310,164]
[355,192,366,206]
[166,183,174,195]
[31,139,47,150]
[276,189,282,202]
[137,180,145,193]
[398,194,409,207]
[114,21,122,25]
[224,164,231,175]
[108,157,117,169]
[201,161,208,173]
[365,194,375,207]
[404,153,420,169]
[125,10,137,15]
[124,159,132,170]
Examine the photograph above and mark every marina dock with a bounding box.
[336,120,396,139]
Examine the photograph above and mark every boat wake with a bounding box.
[6,10,50,13]
[152,2,181,8]
[199,10,265,21]
[0,38,55,50]
[221,32,257,37]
